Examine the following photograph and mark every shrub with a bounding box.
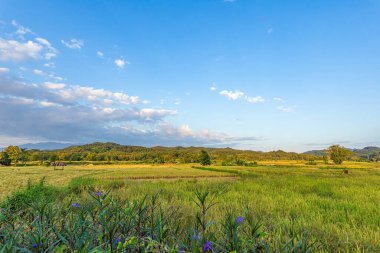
[1,177,62,211]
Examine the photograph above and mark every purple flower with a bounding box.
[193,230,200,240]
[203,241,212,252]
[95,190,103,197]
[236,216,244,224]
[115,238,122,244]
[71,203,80,208]
[32,243,38,248]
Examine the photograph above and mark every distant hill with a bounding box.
[2,142,379,162]
[19,142,76,150]
[303,146,380,160]
[8,142,313,163]
[352,146,380,159]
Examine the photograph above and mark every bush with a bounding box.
[1,177,62,211]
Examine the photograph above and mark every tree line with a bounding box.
[0,142,368,166]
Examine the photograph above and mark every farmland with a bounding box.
[0,161,379,252]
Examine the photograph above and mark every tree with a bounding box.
[322,155,329,164]
[4,146,23,166]
[199,150,211,166]
[328,145,352,164]
[0,151,11,166]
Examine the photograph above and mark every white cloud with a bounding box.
[0,35,57,62]
[35,37,57,59]
[48,74,64,81]
[277,105,296,113]
[96,51,104,57]
[11,20,33,36]
[210,83,217,91]
[40,101,59,107]
[246,96,265,104]
[219,90,244,100]
[0,67,9,74]
[115,58,129,69]
[178,124,193,137]
[44,62,55,68]
[0,39,43,62]
[32,69,46,76]
[61,39,84,49]
[138,108,177,121]
[44,82,66,89]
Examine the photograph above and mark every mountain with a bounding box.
[352,146,380,159]
[19,142,77,150]
[303,146,380,159]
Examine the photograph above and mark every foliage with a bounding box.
[1,177,62,212]
[0,183,318,252]
[19,142,318,164]
[0,163,379,251]
[328,145,352,164]
[3,145,23,166]
[0,151,11,166]
[199,150,211,166]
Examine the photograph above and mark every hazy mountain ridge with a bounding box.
[303,146,380,159]
[3,142,379,157]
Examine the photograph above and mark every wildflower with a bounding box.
[95,190,103,197]
[71,203,80,208]
[115,238,122,244]
[236,216,244,224]
[203,241,212,252]
[193,234,200,240]
[32,243,38,248]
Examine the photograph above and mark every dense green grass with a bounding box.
[0,163,379,252]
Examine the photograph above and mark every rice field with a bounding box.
[0,162,379,251]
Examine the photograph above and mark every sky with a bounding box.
[0,0,379,152]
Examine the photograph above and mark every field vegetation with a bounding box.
[1,161,379,252]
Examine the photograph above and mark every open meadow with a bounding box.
[1,161,379,252]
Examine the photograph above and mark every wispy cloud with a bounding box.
[247,96,265,104]
[61,38,84,49]
[210,83,217,91]
[0,67,9,74]
[115,58,129,69]
[219,90,244,100]
[219,89,265,104]
[277,105,296,113]
[32,69,46,76]
[96,51,104,58]
[274,97,284,103]
[11,20,34,37]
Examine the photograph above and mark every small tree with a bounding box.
[4,145,23,166]
[0,151,11,166]
[199,150,211,166]
[322,155,329,164]
[328,145,352,164]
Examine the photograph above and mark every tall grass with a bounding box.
[0,181,317,252]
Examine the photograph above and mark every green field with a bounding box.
[1,162,379,252]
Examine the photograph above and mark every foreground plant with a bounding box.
[0,182,318,252]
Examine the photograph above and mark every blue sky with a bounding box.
[0,0,379,151]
